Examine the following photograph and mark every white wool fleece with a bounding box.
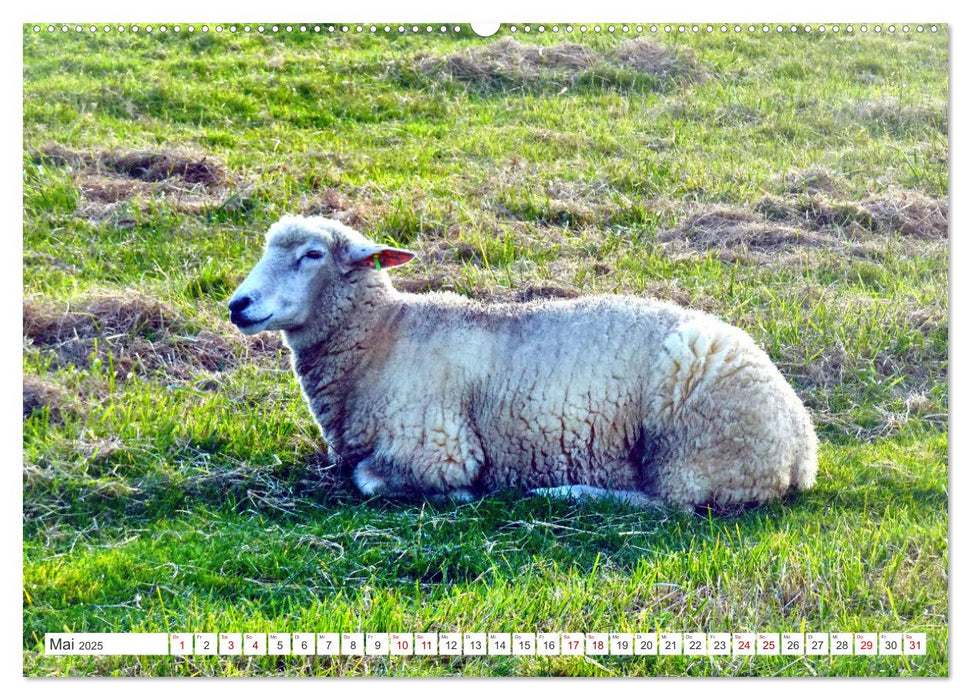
[233,216,818,509]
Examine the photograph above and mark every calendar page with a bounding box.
[22,14,948,679]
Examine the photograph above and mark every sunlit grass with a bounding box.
[23,25,947,677]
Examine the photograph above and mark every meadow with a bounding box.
[22,24,948,676]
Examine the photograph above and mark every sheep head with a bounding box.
[229,215,415,335]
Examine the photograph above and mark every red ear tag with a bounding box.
[382,250,414,267]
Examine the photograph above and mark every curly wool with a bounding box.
[272,219,818,508]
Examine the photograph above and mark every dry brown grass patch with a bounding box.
[23,293,286,381]
[473,281,583,304]
[664,191,947,265]
[776,168,844,196]
[23,376,69,421]
[423,38,599,84]
[610,39,706,82]
[300,188,385,229]
[511,282,581,303]
[756,191,948,239]
[903,307,947,337]
[400,224,720,308]
[75,173,225,220]
[37,145,229,186]
[422,38,705,89]
[393,240,588,303]
[660,208,834,262]
[34,145,235,220]
[850,97,947,131]
[756,194,875,231]
[859,192,948,240]
[393,273,458,295]
[24,294,180,343]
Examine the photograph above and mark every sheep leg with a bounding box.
[648,321,816,509]
[528,485,663,508]
[426,489,477,504]
[352,458,398,497]
[354,458,477,502]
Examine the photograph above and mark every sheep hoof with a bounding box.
[427,489,477,504]
[353,460,388,496]
[528,485,661,508]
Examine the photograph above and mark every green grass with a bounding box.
[22,24,948,676]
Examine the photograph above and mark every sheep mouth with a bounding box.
[231,312,273,329]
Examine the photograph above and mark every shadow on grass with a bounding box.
[23,422,947,616]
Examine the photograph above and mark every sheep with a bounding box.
[229,215,818,510]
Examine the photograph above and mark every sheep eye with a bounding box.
[301,250,324,262]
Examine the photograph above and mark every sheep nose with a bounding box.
[229,295,253,313]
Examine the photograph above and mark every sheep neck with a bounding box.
[283,281,402,452]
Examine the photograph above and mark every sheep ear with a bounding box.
[341,242,416,272]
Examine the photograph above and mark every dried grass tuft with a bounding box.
[663,191,948,265]
[24,294,181,347]
[756,194,877,231]
[394,274,458,295]
[776,168,844,196]
[610,39,706,82]
[36,145,229,186]
[422,38,705,90]
[23,376,69,421]
[23,293,285,382]
[661,208,833,256]
[32,145,235,221]
[512,282,581,303]
[850,97,947,132]
[859,192,948,240]
[426,38,599,85]
[301,188,378,229]
[756,191,948,239]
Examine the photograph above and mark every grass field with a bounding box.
[22,24,948,676]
